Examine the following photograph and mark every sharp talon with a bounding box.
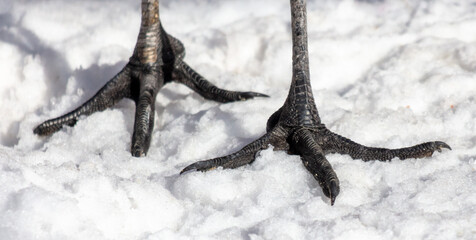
[180,161,210,174]
[33,127,40,135]
[251,92,270,98]
[33,128,44,136]
[180,163,217,174]
[239,92,269,100]
[328,180,339,206]
[180,164,197,174]
[131,146,145,157]
[435,141,451,151]
[33,123,59,136]
[133,151,144,157]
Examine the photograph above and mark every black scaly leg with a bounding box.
[181,0,450,205]
[34,0,268,157]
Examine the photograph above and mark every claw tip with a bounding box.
[328,180,339,206]
[248,92,269,99]
[180,165,195,175]
[131,149,145,158]
[436,141,452,151]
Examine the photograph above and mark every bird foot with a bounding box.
[34,16,267,157]
[181,0,451,206]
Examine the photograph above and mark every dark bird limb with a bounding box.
[33,0,268,157]
[181,0,450,205]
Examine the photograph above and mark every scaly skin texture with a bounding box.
[33,0,268,157]
[181,0,451,205]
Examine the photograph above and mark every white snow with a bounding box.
[1,0,475,239]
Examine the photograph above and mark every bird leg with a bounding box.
[34,0,268,157]
[181,0,450,205]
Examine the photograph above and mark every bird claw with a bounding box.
[180,164,197,174]
[328,180,339,206]
[33,124,52,136]
[237,91,269,101]
[319,179,340,206]
[180,160,216,174]
[131,145,146,157]
[434,141,451,152]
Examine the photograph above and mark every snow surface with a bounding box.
[1,0,475,239]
